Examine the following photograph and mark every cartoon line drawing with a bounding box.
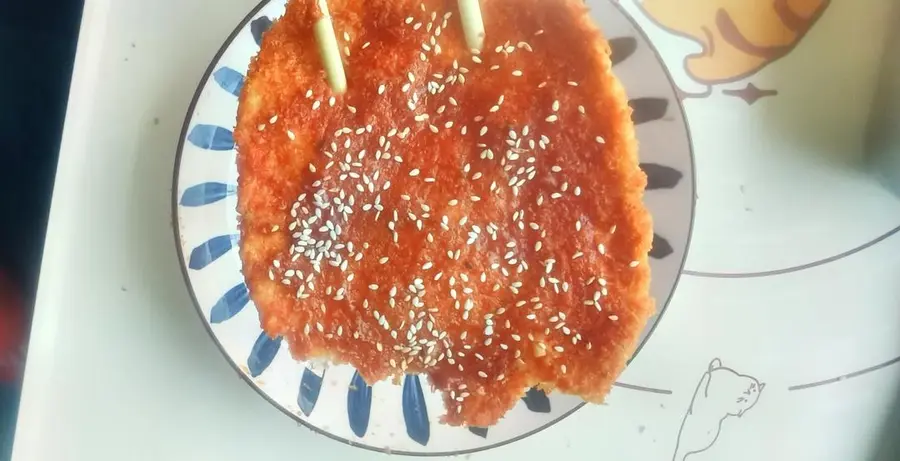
[634,0,831,104]
[673,358,765,461]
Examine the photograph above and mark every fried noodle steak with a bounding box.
[235,0,653,427]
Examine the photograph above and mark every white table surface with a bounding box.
[12,0,900,460]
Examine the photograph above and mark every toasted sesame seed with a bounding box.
[552,100,560,111]
[596,136,606,144]
[409,169,420,177]
[369,284,379,290]
[609,315,619,321]
[568,81,579,86]
[512,70,523,77]
[312,100,321,110]
[629,260,640,268]
[545,115,558,123]
[478,371,488,378]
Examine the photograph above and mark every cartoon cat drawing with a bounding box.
[638,0,830,85]
[673,358,765,461]
[639,0,831,84]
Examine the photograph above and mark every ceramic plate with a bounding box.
[173,0,694,455]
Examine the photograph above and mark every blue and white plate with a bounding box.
[173,0,694,455]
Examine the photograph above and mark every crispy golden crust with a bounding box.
[235,0,652,427]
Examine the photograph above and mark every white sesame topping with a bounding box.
[629,260,640,268]
[512,70,523,77]
[409,169,421,177]
[478,371,488,378]
[596,136,606,144]
[552,100,560,111]
[545,115,559,123]
[568,81,579,86]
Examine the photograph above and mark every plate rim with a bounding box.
[170,0,698,456]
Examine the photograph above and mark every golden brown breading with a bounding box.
[235,0,653,427]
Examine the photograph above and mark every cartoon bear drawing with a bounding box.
[673,358,765,461]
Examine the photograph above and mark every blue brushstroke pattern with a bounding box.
[179,182,236,207]
[468,426,489,438]
[347,371,372,437]
[521,387,552,413]
[251,16,273,47]
[209,283,250,323]
[402,375,430,446]
[641,162,683,190]
[188,234,239,270]
[247,332,282,378]
[650,233,674,260]
[187,124,235,151]
[213,67,244,97]
[298,366,325,416]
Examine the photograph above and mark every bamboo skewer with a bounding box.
[314,0,348,94]
[458,0,486,52]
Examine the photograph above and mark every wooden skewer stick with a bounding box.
[314,0,347,94]
[458,0,486,52]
